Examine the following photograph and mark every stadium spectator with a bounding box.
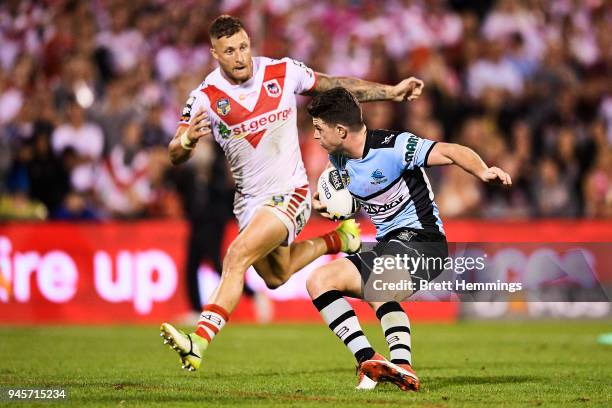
[0,65,23,126]
[533,157,576,217]
[155,25,209,82]
[141,103,170,148]
[94,120,152,218]
[51,98,104,192]
[466,39,524,98]
[27,128,70,214]
[0,0,609,221]
[52,190,98,220]
[96,6,146,75]
[90,78,138,153]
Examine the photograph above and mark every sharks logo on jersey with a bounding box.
[370,169,387,184]
[329,129,444,240]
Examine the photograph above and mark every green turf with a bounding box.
[0,321,611,407]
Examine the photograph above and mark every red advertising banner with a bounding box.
[262,218,612,244]
[0,221,190,324]
[1,219,610,324]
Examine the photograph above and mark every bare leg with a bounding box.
[253,233,329,288]
[207,208,287,313]
[306,258,364,299]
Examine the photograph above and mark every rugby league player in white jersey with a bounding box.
[160,15,425,372]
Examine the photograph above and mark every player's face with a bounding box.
[211,29,253,84]
[312,118,346,153]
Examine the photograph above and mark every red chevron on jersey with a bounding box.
[244,129,266,148]
[201,62,287,148]
[181,56,312,202]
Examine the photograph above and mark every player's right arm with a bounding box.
[307,73,424,103]
[396,132,511,186]
[427,142,512,186]
[281,57,423,103]
[168,109,211,165]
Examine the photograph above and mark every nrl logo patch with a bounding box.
[216,97,231,116]
[263,79,281,97]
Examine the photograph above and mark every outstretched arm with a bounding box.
[426,142,512,186]
[304,73,424,103]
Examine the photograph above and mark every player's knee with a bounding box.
[263,275,285,290]
[265,260,292,289]
[223,241,251,275]
[228,239,251,263]
[306,267,336,298]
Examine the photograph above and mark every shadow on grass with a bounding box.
[211,367,349,379]
[76,391,424,406]
[425,375,542,391]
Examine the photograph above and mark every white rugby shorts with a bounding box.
[234,185,311,245]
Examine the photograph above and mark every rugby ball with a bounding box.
[317,167,359,220]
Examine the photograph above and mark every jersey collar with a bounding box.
[361,128,374,158]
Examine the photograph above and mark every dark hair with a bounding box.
[209,15,245,40]
[306,87,364,130]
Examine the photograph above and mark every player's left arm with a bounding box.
[305,73,424,102]
[426,142,512,186]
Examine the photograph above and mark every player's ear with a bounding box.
[336,125,348,139]
[210,44,219,61]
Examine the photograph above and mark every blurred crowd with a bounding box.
[0,0,610,221]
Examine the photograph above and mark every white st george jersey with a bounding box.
[179,57,317,203]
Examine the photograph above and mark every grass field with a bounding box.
[1,321,611,407]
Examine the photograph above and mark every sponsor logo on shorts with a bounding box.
[396,230,417,242]
[271,195,285,206]
[296,205,308,235]
[216,97,231,116]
